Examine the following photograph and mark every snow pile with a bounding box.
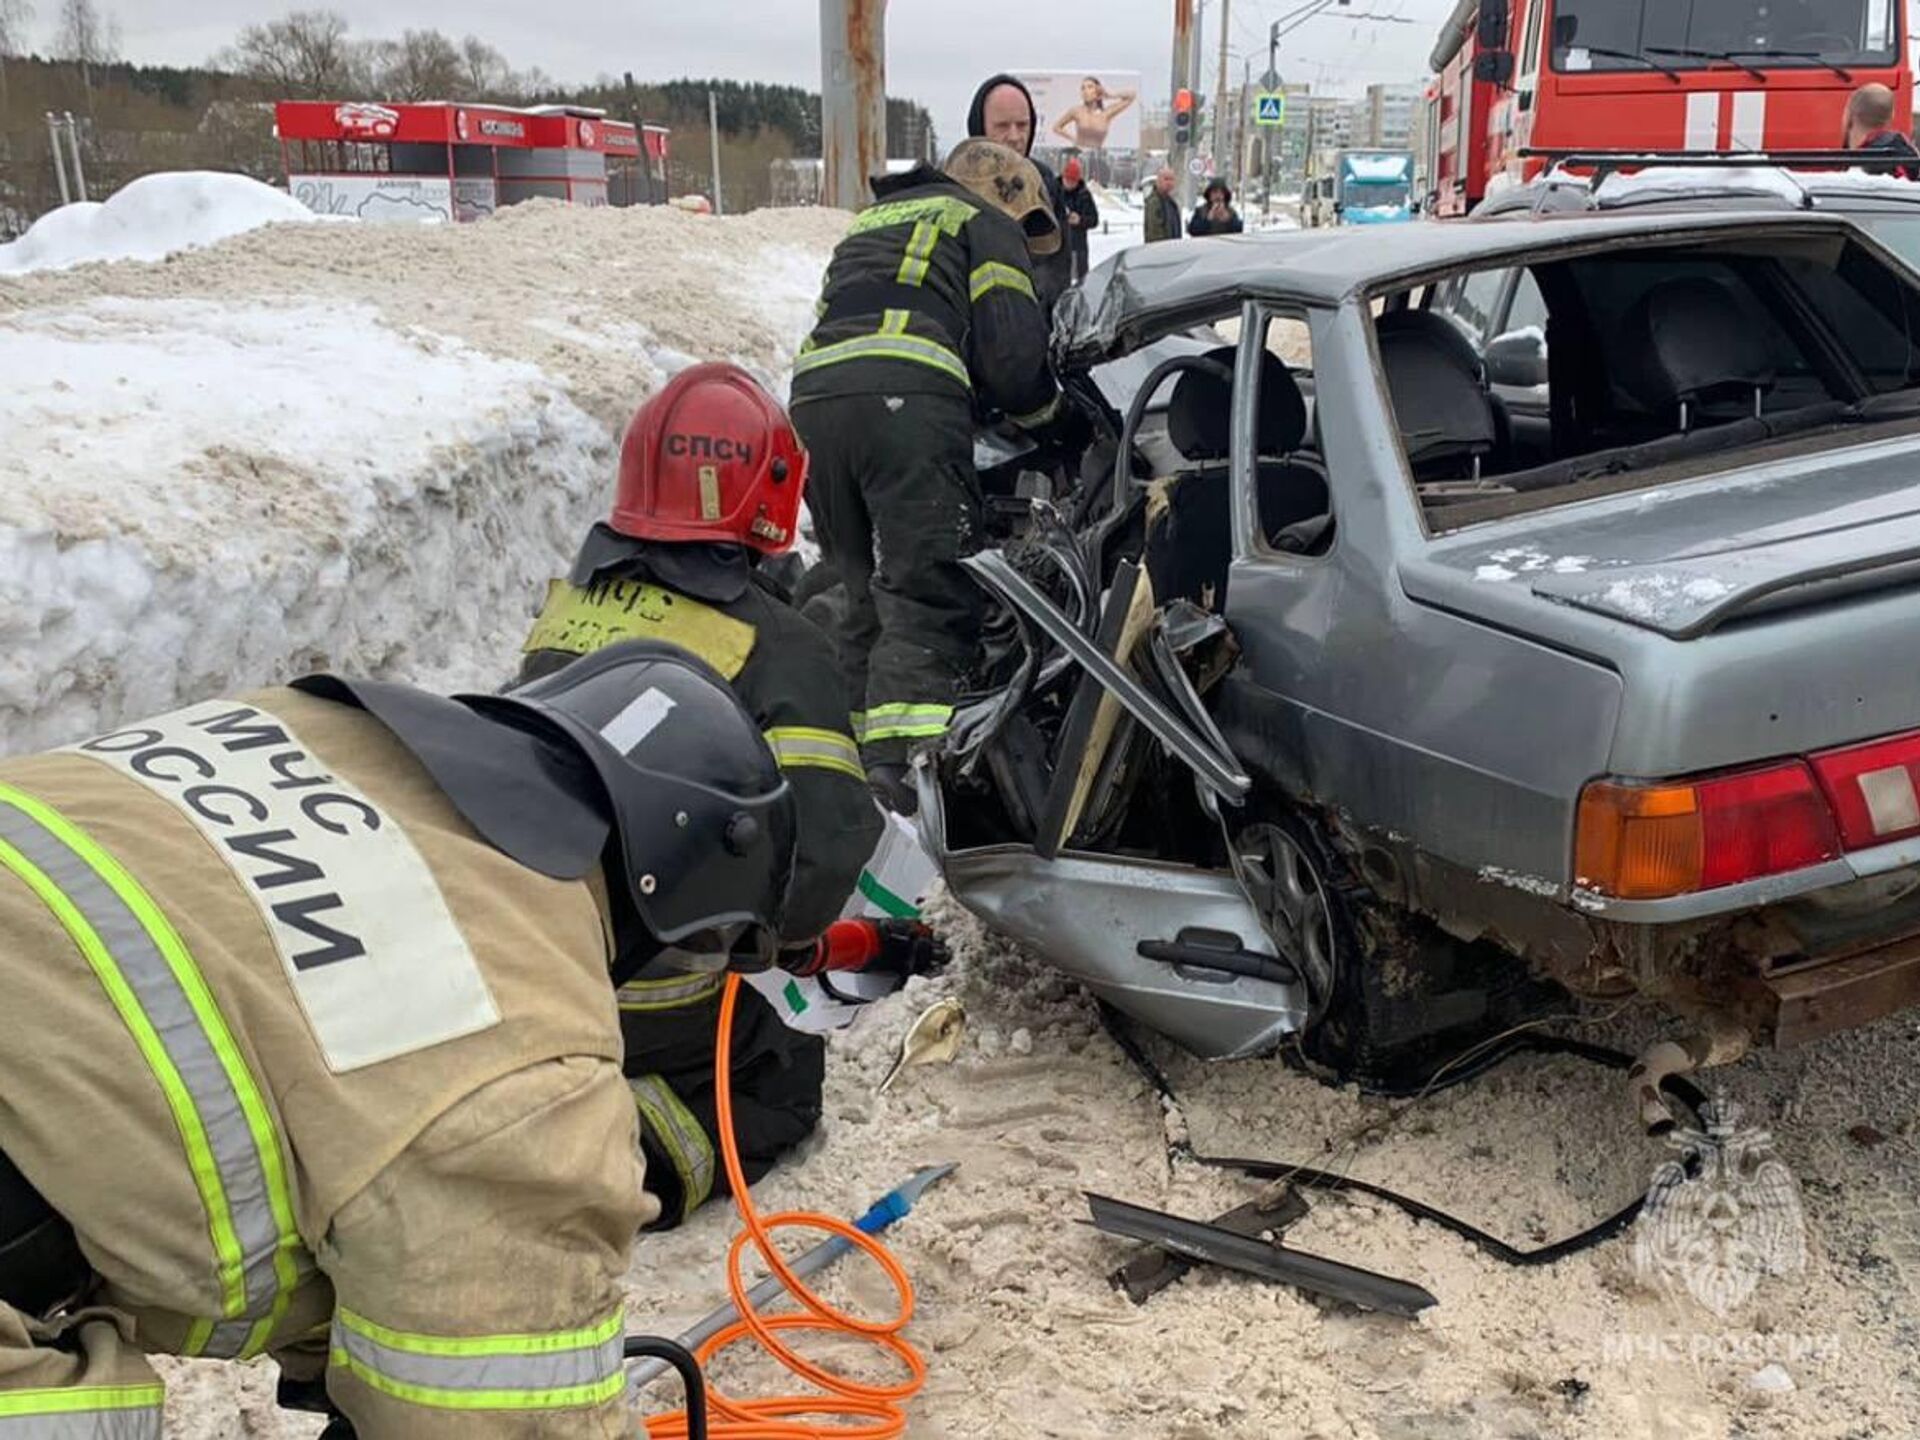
[0,298,606,747]
[0,172,321,276]
[0,199,849,751]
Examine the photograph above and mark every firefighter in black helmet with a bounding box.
[0,642,795,1437]
[790,139,1089,816]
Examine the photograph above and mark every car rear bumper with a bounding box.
[1571,831,1920,921]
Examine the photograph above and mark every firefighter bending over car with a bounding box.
[521,363,944,1228]
[791,139,1088,815]
[0,641,799,1437]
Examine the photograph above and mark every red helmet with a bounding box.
[610,363,808,554]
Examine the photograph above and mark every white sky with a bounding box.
[83,0,1451,143]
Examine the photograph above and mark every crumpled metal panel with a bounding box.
[917,772,1305,1060]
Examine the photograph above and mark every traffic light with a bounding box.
[1172,88,1196,148]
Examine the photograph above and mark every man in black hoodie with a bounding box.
[968,73,1075,311]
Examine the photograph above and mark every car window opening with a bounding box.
[1397,235,1920,530]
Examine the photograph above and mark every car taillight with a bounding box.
[1811,729,1920,851]
[1575,762,1841,899]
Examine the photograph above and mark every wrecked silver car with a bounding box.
[921,211,1920,1088]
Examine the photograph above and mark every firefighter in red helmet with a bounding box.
[520,363,941,1227]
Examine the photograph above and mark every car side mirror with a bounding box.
[1473,50,1515,86]
[1485,328,1547,388]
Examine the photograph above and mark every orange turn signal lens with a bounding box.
[1574,780,1703,899]
[1575,762,1840,899]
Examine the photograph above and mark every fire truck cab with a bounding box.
[1426,0,1911,214]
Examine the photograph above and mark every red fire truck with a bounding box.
[275,101,672,222]
[1425,0,1911,214]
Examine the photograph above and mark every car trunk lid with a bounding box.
[1407,435,1920,639]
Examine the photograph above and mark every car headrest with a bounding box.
[1622,277,1777,411]
[1167,345,1309,462]
[1375,309,1496,473]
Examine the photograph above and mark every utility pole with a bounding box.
[65,112,87,202]
[1171,0,1195,203]
[708,89,724,215]
[46,111,71,205]
[1212,0,1231,181]
[820,0,888,213]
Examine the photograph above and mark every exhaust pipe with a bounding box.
[1628,1026,1748,1136]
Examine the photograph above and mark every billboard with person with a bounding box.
[1019,71,1143,152]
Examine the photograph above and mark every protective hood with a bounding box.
[967,72,1038,155]
[568,524,754,605]
[291,674,613,882]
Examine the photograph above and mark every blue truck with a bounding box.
[1332,148,1416,224]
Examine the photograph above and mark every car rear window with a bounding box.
[1372,233,1920,532]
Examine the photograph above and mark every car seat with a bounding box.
[1619,276,1777,432]
[1145,346,1329,610]
[1374,309,1503,481]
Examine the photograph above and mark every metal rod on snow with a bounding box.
[626,1161,957,1389]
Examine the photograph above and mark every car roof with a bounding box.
[1056,210,1862,367]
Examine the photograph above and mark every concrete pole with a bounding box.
[65,113,88,203]
[820,0,888,213]
[707,90,723,215]
[47,111,71,205]
[1212,0,1231,180]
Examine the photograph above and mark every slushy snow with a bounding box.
[0,172,322,275]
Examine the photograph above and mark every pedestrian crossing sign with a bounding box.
[1256,92,1286,127]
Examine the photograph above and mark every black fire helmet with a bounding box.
[295,639,795,974]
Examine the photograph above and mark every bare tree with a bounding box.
[457,34,511,100]
[222,9,357,99]
[53,0,117,111]
[369,28,464,102]
[0,0,36,113]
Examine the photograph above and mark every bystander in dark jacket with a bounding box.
[1144,167,1182,243]
[1187,179,1245,237]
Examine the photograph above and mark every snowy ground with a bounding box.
[7,189,1919,1440]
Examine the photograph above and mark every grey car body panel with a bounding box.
[1217,302,1624,885]
[914,765,1307,1060]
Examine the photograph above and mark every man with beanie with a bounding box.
[968,73,1075,311]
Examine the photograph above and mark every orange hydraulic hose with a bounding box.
[642,974,926,1440]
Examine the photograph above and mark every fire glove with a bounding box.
[784,918,950,980]
[1028,393,1093,457]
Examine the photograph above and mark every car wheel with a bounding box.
[1238,807,1563,1094]
[1234,816,1347,1025]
